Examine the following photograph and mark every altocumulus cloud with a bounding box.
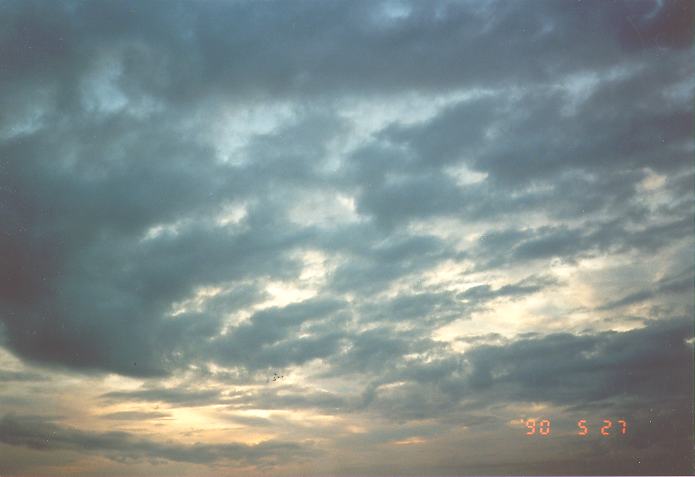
[0,0,692,475]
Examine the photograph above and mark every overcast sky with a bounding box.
[0,0,693,475]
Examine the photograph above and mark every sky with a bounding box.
[0,0,693,475]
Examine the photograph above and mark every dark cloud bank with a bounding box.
[0,0,692,475]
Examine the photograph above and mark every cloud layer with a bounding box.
[0,0,692,475]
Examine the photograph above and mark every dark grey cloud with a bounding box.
[0,413,315,466]
[461,317,693,405]
[357,290,462,327]
[323,325,449,380]
[209,297,348,370]
[327,230,457,293]
[99,387,223,408]
[0,369,48,382]
[208,313,684,433]
[598,266,693,310]
[99,411,171,421]
[226,386,349,414]
[0,0,692,474]
[347,317,693,424]
[470,215,693,271]
[0,0,691,378]
[7,0,687,104]
[458,275,558,302]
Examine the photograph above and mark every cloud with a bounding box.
[0,0,692,474]
[209,297,348,370]
[99,411,171,421]
[460,317,693,406]
[458,274,558,302]
[99,387,223,407]
[0,413,315,466]
[598,266,693,310]
[0,370,48,382]
[0,0,691,379]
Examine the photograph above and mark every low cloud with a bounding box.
[0,413,316,466]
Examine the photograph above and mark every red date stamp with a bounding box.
[524,418,627,436]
